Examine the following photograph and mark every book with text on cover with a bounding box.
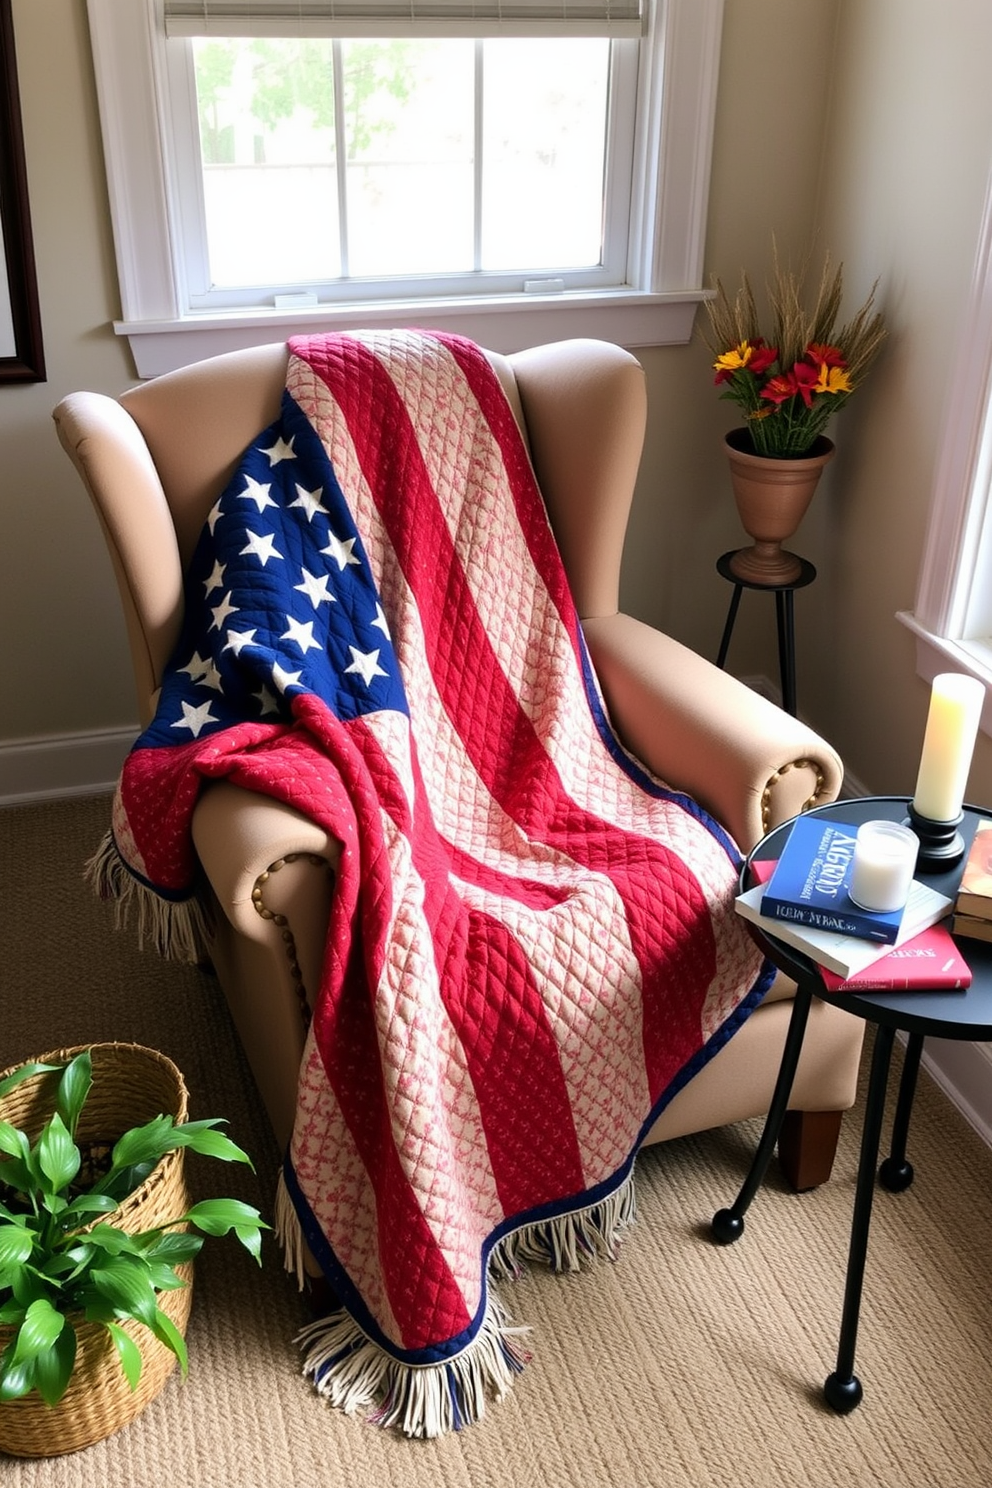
[760,815,908,943]
[954,816,992,919]
[737,858,954,979]
[818,921,972,992]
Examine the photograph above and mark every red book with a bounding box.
[749,857,971,991]
[817,921,972,992]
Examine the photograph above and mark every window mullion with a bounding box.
[473,40,484,273]
[332,40,350,278]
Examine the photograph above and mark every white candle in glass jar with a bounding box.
[849,820,919,913]
[912,673,986,822]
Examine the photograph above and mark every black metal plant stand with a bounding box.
[715,550,816,717]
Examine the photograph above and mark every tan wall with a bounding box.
[4,0,992,818]
[623,0,840,672]
[799,0,992,804]
[0,0,136,743]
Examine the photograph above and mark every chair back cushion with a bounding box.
[56,335,646,720]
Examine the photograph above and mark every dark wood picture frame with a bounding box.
[0,0,44,383]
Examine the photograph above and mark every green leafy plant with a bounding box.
[0,1050,268,1408]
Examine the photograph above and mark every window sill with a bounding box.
[116,289,707,378]
[898,609,992,737]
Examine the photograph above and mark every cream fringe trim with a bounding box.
[275,1168,636,1437]
[84,828,212,964]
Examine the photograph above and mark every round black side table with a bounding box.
[710,795,992,1412]
[715,550,816,717]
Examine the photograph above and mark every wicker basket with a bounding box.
[0,1042,194,1458]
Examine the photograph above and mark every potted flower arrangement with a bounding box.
[703,252,886,583]
[0,1043,268,1456]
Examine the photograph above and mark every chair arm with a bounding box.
[581,612,843,852]
[191,780,341,947]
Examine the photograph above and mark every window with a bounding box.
[87,0,726,376]
[899,160,992,733]
[174,35,626,306]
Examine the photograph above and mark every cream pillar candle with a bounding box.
[912,673,986,822]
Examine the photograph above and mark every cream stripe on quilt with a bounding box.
[361,708,506,1321]
[292,1031,401,1341]
[370,333,751,1040]
[288,352,656,1183]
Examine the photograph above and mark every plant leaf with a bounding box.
[0,1061,62,1101]
[149,1305,189,1376]
[143,1261,189,1293]
[61,1193,120,1224]
[55,1050,93,1138]
[184,1198,269,1239]
[170,1120,254,1168]
[0,1226,34,1269]
[0,1154,35,1199]
[90,1258,158,1327]
[106,1114,177,1175]
[0,1354,36,1401]
[11,1297,66,1368]
[104,1321,143,1392]
[37,1113,82,1194]
[99,1161,158,1202]
[32,1323,77,1407]
[83,1224,148,1258]
[9,1266,49,1309]
[143,1232,203,1267]
[234,1224,264,1265]
[0,1120,31,1161]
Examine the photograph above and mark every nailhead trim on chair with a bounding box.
[761,758,827,834]
[251,853,335,1033]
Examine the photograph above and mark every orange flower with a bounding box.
[814,362,853,395]
[713,341,755,384]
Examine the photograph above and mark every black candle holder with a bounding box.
[904,801,966,871]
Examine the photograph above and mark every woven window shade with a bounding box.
[164,0,642,38]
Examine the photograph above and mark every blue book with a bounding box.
[760,816,905,944]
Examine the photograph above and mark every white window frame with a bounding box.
[898,159,992,738]
[87,0,726,377]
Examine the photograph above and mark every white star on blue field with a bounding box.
[139,391,408,749]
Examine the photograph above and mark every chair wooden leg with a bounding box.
[777,1108,844,1191]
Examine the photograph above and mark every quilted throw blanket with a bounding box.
[92,330,771,1436]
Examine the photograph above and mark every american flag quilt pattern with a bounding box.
[98,330,772,1436]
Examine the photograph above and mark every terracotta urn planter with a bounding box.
[723,428,835,585]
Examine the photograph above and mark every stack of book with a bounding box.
[951,817,992,943]
[735,814,968,992]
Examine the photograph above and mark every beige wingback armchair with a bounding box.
[54,336,862,1192]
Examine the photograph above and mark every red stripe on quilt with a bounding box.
[297,333,720,1102]
[347,706,591,1212]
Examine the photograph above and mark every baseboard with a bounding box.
[919,1038,992,1149]
[0,727,134,805]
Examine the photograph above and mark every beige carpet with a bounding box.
[2,793,992,1488]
